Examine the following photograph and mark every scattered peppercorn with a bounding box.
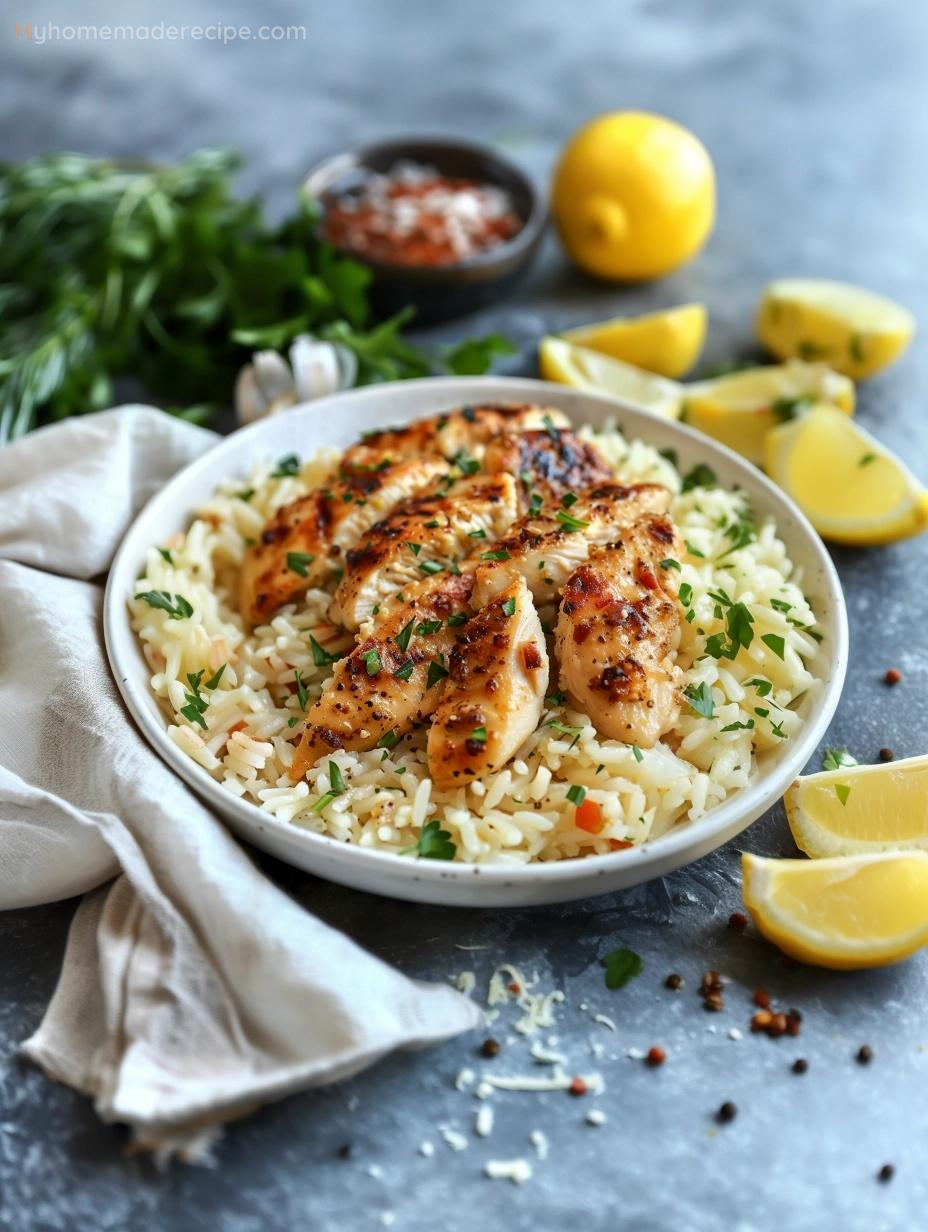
[716,1101,737,1124]
[751,1009,772,1033]
[786,1009,802,1037]
[728,911,748,931]
[879,747,894,762]
[568,1076,588,1096]
[753,988,771,1009]
[857,1044,874,1065]
[700,970,725,1011]
[646,1046,666,1067]
[885,668,902,686]
[704,992,725,1012]
[337,1142,353,1159]
[665,972,683,991]
[480,1037,501,1058]
[877,1163,895,1184]
[792,1058,808,1074]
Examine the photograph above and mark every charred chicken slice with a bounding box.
[555,513,685,748]
[483,428,613,511]
[472,482,672,607]
[427,576,549,789]
[330,472,519,630]
[239,457,447,626]
[289,571,475,781]
[341,403,570,471]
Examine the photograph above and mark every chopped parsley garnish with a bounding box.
[377,729,400,750]
[156,546,173,565]
[520,469,533,490]
[566,784,586,806]
[823,747,858,772]
[659,558,681,571]
[415,620,443,635]
[547,719,583,748]
[596,763,605,775]
[470,726,488,745]
[528,491,543,517]
[770,394,813,423]
[630,744,643,762]
[450,449,480,477]
[542,413,559,442]
[721,719,755,732]
[762,633,786,660]
[685,539,705,558]
[718,511,756,558]
[601,947,644,991]
[426,658,449,689]
[309,635,340,666]
[770,598,793,614]
[859,452,877,467]
[834,783,852,806]
[180,670,210,729]
[770,720,787,739]
[799,340,828,361]
[419,560,445,575]
[271,453,300,478]
[424,519,441,529]
[446,559,462,576]
[286,551,315,577]
[546,691,565,706]
[135,590,193,620]
[294,668,309,710]
[683,681,715,718]
[393,659,414,681]
[468,528,488,539]
[561,492,578,508]
[850,334,866,362]
[501,597,517,617]
[401,818,456,860]
[679,582,693,606]
[704,601,755,660]
[311,761,347,813]
[555,509,591,532]
[363,648,382,676]
[480,550,511,561]
[659,447,679,468]
[236,488,255,502]
[405,541,422,556]
[447,612,468,627]
[287,716,300,728]
[680,462,718,493]
[395,619,415,652]
[205,664,226,689]
[745,677,773,697]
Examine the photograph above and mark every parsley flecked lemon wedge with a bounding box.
[539,336,684,420]
[786,754,928,859]
[560,303,707,379]
[683,360,855,465]
[742,851,928,970]
[757,278,915,380]
[765,403,928,544]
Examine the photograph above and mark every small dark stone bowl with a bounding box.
[303,136,547,325]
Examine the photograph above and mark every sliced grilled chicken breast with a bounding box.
[427,576,549,789]
[472,482,671,607]
[341,403,570,470]
[483,428,613,510]
[331,472,519,630]
[289,571,475,781]
[239,457,447,626]
[555,513,685,747]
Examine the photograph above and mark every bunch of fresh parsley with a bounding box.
[0,149,513,442]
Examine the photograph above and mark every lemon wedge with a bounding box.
[757,278,915,380]
[742,851,928,969]
[765,404,928,544]
[683,360,855,464]
[539,337,684,419]
[561,304,707,379]
[786,754,928,859]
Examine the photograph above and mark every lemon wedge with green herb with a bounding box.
[757,278,915,379]
[742,851,928,969]
[539,336,684,419]
[683,360,855,464]
[765,404,928,544]
[561,304,707,378]
[785,754,928,859]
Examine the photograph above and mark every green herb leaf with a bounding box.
[377,729,400,750]
[823,747,859,772]
[135,590,194,620]
[659,558,681,572]
[684,681,715,718]
[419,560,445,576]
[415,620,443,635]
[834,783,852,806]
[405,541,422,556]
[363,648,382,676]
[561,492,579,508]
[286,551,315,577]
[205,664,226,689]
[447,612,468,627]
[271,454,301,478]
[858,452,877,467]
[631,744,644,762]
[770,394,813,423]
[309,635,341,666]
[393,659,415,682]
[480,550,511,561]
[762,633,786,660]
[567,784,586,805]
[395,619,415,652]
[555,509,591,532]
[501,597,517,617]
[681,463,718,493]
[156,546,174,565]
[426,659,449,689]
[678,582,693,606]
[601,947,644,991]
[470,726,488,745]
[294,668,309,710]
[402,818,456,860]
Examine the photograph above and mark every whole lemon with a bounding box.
[552,111,716,281]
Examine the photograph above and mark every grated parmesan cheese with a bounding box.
[456,970,476,995]
[486,963,565,1036]
[529,1040,566,1066]
[586,1109,607,1126]
[440,1125,468,1152]
[475,1105,494,1137]
[454,1068,475,1091]
[475,1081,494,1100]
[728,1027,743,1041]
[485,1158,533,1184]
[419,1141,434,1158]
[482,1065,604,1094]
[529,1129,549,1160]
[592,1013,617,1031]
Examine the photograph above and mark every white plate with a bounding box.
[105,377,848,907]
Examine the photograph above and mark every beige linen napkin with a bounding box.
[0,407,480,1157]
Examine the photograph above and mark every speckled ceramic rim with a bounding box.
[104,378,848,907]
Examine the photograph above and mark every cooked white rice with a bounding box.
[129,423,822,864]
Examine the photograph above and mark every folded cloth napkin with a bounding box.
[0,407,480,1157]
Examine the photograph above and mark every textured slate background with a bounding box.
[2,2,927,1229]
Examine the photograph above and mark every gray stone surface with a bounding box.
[2,1,927,1229]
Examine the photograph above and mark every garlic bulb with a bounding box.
[234,335,358,426]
